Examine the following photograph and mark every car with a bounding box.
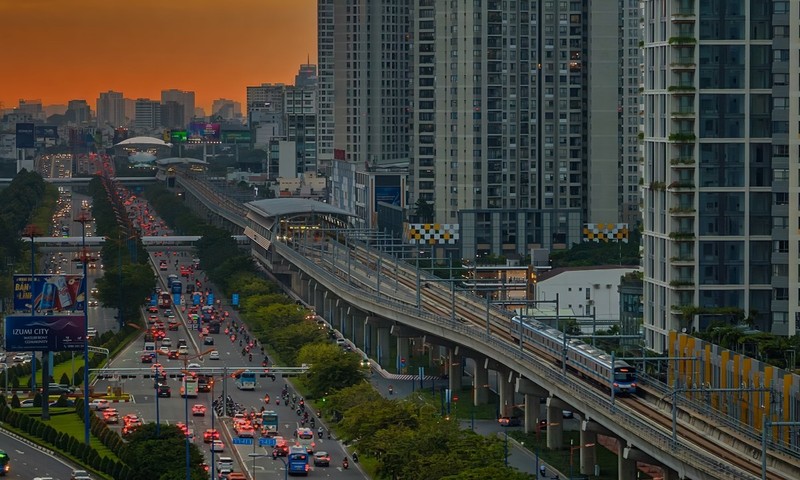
[71,470,92,480]
[187,362,201,369]
[12,353,30,362]
[164,309,174,318]
[159,346,170,355]
[236,424,255,438]
[89,399,110,410]
[226,474,246,480]
[313,451,330,467]
[272,437,289,456]
[498,416,522,427]
[210,440,225,452]
[45,383,74,394]
[157,384,171,397]
[168,350,180,359]
[88,299,99,307]
[203,428,220,443]
[178,346,189,355]
[209,350,220,360]
[168,320,179,331]
[192,404,206,416]
[103,413,119,424]
[161,338,172,347]
[203,336,214,345]
[123,414,141,425]
[148,313,159,323]
[147,305,159,313]
[20,399,35,407]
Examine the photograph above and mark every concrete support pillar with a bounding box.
[363,321,372,355]
[473,359,489,405]
[497,371,514,417]
[618,450,638,480]
[376,327,391,367]
[580,429,597,476]
[448,349,462,393]
[546,405,563,450]
[661,468,680,480]
[397,337,409,371]
[523,394,540,434]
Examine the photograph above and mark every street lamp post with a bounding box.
[181,349,214,480]
[23,225,40,398]
[569,440,595,480]
[74,214,92,446]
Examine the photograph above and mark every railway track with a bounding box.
[299,239,796,479]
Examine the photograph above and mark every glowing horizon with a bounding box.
[0,0,317,112]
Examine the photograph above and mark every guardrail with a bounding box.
[274,239,759,480]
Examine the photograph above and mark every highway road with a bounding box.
[0,429,77,480]
[91,251,367,479]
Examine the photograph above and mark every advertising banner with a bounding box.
[221,130,251,144]
[35,125,59,139]
[4,314,87,352]
[13,274,86,313]
[206,292,214,306]
[15,123,35,148]
[170,130,188,143]
[188,122,221,143]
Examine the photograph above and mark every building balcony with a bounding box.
[669,279,696,288]
[668,231,695,240]
[668,181,695,190]
[667,85,696,94]
[670,9,696,23]
[668,36,697,45]
[668,206,696,215]
[669,256,695,264]
[668,133,696,143]
[669,61,696,70]
[670,157,696,166]
[670,109,695,119]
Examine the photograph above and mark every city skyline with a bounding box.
[0,0,316,111]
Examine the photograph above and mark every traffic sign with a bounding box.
[232,437,253,446]
[259,437,276,447]
[453,395,459,402]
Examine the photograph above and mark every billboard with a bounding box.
[221,130,251,144]
[4,314,87,352]
[13,274,86,313]
[15,123,35,148]
[374,175,402,208]
[170,130,188,143]
[35,125,59,139]
[188,122,221,143]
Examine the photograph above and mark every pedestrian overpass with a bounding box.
[22,235,250,251]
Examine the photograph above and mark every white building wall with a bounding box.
[536,268,639,322]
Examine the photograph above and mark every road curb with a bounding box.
[0,424,56,456]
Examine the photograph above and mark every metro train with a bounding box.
[510,315,637,394]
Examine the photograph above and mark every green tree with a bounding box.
[120,423,206,480]
[297,343,364,398]
[95,263,155,324]
[413,197,435,223]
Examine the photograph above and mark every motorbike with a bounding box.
[343,459,349,470]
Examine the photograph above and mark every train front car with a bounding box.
[612,364,637,395]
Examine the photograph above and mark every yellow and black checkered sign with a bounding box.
[583,223,629,243]
[407,223,460,245]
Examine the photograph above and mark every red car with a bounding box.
[168,320,179,331]
[203,428,220,443]
[192,404,206,416]
[141,354,154,364]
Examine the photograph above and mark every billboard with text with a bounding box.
[13,274,86,313]
[15,123,35,148]
[4,314,87,352]
[188,123,221,143]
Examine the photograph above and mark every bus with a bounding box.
[181,375,198,398]
[234,370,256,390]
[295,427,315,453]
[261,410,278,437]
[0,449,10,475]
[287,446,309,476]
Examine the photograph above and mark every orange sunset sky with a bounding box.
[0,0,317,111]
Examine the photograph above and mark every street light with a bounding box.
[181,348,215,480]
[22,225,41,397]
[569,440,595,480]
[74,213,92,446]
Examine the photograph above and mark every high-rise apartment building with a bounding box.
[408,1,637,255]
[160,89,195,125]
[211,98,242,120]
[66,100,91,125]
[316,0,411,173]
[160,101,185,129]
[295,63,317,88]
[246,84,286,114]
[286,86,317,173]
[641,0,791,351]
[96,91,125,127]
[134,99,161,131]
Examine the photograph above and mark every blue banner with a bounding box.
[231,437,253,446]
[4,314,87,352]
[231,293,239,306]
[13,274,86,313]
[207,293,214,306]
[259,437,276,447]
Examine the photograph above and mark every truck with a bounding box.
[158,292,171,309]
[181,374,198,398]
[0,449,9,475]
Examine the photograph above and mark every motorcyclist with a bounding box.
[352,452,359,463]
[343,457,349,469]
[248,353,253,362]
[318,426,324,438]
[388,385,394,395]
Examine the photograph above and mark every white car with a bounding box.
[210,440,225,452]
[187,363,201,369]
[161,338,172,347]
[209,351,220,360]
[89,399,110,410]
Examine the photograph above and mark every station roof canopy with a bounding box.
[155,157,209,166]
[246,198,356,219]
[114,136,171,147]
